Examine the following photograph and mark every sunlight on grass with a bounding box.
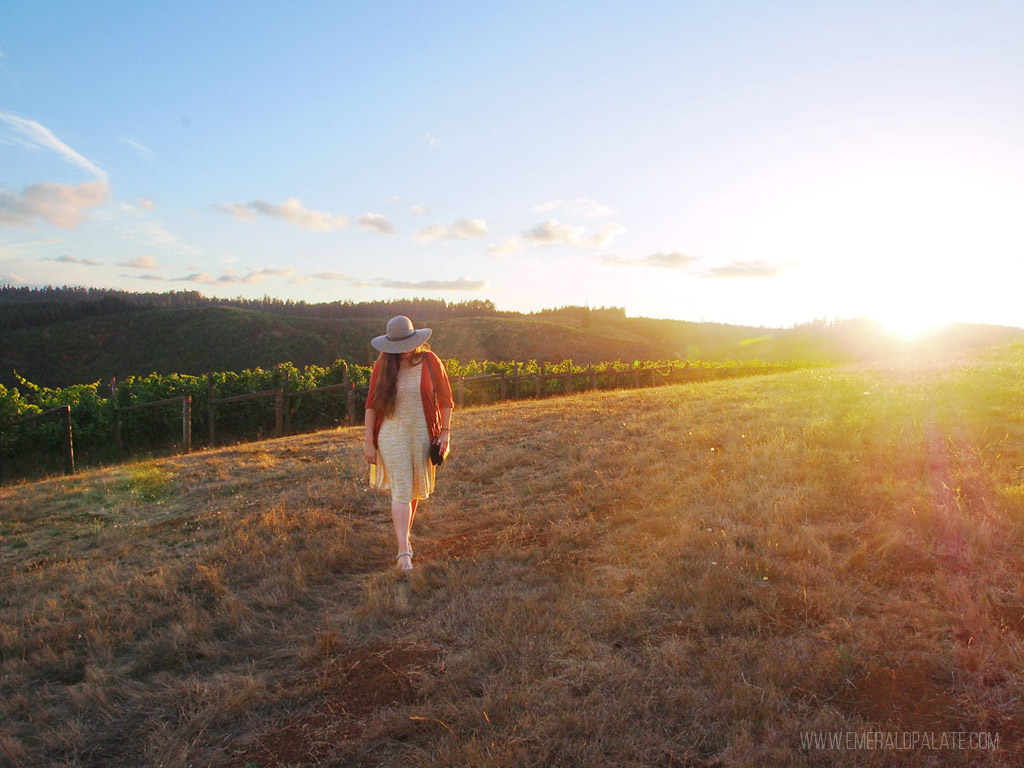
[2,347,1023,765]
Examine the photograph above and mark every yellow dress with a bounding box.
[371,362,435,503]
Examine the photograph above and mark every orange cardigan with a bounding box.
[364,350,455,449]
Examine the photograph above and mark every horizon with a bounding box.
[6,282,1024,335]
[3,2,1024,332]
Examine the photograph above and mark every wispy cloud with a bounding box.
[118,255,160,269]
[602,250,698,270]
[0,111,108,181]
[378,277,486,291]
[212,197,349,232]
[411,203,429,216]
[48,253,100,266]
[168,270,265,285]
[120,136,152,156]
[0,273,26,285]
[358,213,396,235]
[486,236,525,258]
[425,132,440,148]
[0,181,109,229]
[701,260,785,279]
[113,205,202,256]
[534,198,613,219]
[310,271,351,281]
[413,218,488,243]
[259,266,295,277]
[521,219,626,249]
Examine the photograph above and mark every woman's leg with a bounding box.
[391,499,412,556]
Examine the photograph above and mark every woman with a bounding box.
[363,315,453,572]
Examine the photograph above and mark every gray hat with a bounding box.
[371,315,432,353]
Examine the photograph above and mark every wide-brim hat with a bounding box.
[371,315,432,353]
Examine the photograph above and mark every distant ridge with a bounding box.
[2,286,1022,388]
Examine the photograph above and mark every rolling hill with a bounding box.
[2,290,1023,389]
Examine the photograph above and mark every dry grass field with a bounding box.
[2,344,1024,767]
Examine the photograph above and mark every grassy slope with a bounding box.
[0,308,668,388]
[2,346,1024,765]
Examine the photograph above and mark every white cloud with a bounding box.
[412,218,487,243]
[289,275,312,285]
[136,197,155,210]
[0,111,108,181]
[118,255,160,269]
[534,198,613,219]
[218,271,265,285]
[0,181,109,229]
[358,213,396,235]
[48,254,100,266]
[259,267,295,277]
[702,260,785,279]
[378,277,486,291]
[136,273,164,281]
[425,132,440,148]
[602,250,698,270]
[411,204,429,216]
[486,236,525,258]
[121,136,152,156]
[522,219,585,246]
[0,273,26,285]
[178,272,216,283]
[212,197,349,232]
[387,195,403,204]
[521,219,626,249]
[310,271,350,281]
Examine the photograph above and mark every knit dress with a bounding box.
[371,362,435,503]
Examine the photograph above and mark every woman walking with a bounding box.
[363,316,454,572]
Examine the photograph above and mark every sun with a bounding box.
[871,308,948,341]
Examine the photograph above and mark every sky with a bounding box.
[2,1,1024,330]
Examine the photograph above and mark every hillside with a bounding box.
[0,307,668,388]
[2,344,1022,765]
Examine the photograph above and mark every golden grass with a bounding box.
[2,345,1024,766]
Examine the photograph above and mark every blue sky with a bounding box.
[3,1,1024,329]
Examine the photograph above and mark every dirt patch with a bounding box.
[844,664,959,732]
[221,642,439,767]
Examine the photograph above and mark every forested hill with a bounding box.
[2,286,1023,388]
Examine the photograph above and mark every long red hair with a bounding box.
[371,344,429,418]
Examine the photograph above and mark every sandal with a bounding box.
[396,552,413,572]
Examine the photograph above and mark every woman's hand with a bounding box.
[363,441,377,466]
[436,429,451,455]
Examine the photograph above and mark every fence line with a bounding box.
[0,404,74,476]
[2,358,798,482]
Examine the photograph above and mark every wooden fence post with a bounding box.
[458,376,465,408]
[274,388,283,438]
[590,365,597,391]
[182,396,191,454]
[633,367,640,389]
[513,362,521,400]
[61,405,75,476]
[539,363,545,399]
[207,373,216,447]
[282,371,291,436]
[565,368,572,394]
[343,365,356,424]
[111,377,122,461]
[500,370,507,401]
